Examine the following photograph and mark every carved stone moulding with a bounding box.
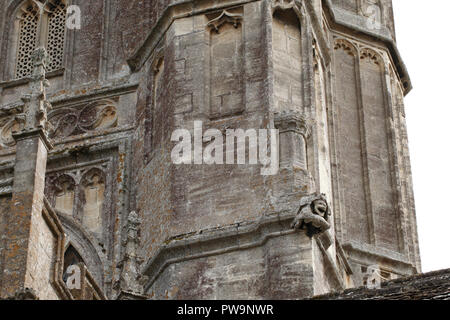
[359,47,383,66]
[274,111,312,138]
[48,98,118,139]
[207,10,243,33]
[334,38,358,57]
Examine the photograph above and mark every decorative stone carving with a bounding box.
[360,0,382,21]
[48,99,118,138]
[117,211,144,295]
[207,10,243,33]
[360,48,383,66]
[334,39,357,56]
[291,193,331,237]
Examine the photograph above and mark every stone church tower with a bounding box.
[0,0,420,300]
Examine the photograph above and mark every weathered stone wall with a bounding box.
[136,1,273,263]
[0,0,420,300]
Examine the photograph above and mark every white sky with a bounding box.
[393,0,450,272]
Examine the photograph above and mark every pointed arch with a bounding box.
[334,38,358,57]
[360,47,385,70]
[57,211,106,290]
[62,243,85,283]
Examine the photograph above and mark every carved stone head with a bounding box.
[291,193,331,237]
[312,199,328,218]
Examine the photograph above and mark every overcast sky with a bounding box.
[393,0,450,272]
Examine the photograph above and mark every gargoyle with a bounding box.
[291,193,331,237]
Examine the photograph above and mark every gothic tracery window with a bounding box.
[14,0,67,79]
[46,0,67,72]
[15,3,39,79]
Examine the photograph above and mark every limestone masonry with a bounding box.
[0,0,423,300]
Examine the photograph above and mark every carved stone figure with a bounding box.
[291,193,331,237]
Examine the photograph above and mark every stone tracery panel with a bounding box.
[46,0,67,72]
[331,37,402,252]
[15,1,39,79]
[332,38,371,244]
[359,47,399,252]
[48,99,118,139]
[14,0,67,79]
[45,165,109,240]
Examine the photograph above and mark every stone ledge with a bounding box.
[142,210,298,292]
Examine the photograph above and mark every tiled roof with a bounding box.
[314,268,450,300]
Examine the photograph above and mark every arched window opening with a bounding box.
[14,0,67,79]
[46,0,67,72]
[15,3,39,79]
